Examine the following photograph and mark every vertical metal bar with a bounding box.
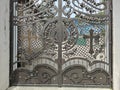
[9,0,14,86]
[105,0,109,64]
[109,0,113,88]
[57,0,63,87]
[13,1,18,71]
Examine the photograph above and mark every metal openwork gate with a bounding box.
[10,0,112,87]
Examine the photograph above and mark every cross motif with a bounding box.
[21,30,38,54]
[83,29,100,55]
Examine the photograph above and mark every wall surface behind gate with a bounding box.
[0,0,120,90]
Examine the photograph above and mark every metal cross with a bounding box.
[83,29,100,55]
[21,30,38,54]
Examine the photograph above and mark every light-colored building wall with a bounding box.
[113,0,120,90]
[0,0,9,90]
[0,0,120,90]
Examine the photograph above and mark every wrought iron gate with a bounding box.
[10,0,112,87]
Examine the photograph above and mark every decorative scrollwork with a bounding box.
[12,65,57,84]
[43,18,78,51]
[63,66,110,85]
[14,0,58,26]
[33,65,57,84]
[62,0,109,24]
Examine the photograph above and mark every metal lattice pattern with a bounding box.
[10,0,112,87]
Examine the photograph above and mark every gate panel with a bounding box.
[11,0,112,87]
[11,0,59,85]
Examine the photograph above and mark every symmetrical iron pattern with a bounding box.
[11,0,112,87]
